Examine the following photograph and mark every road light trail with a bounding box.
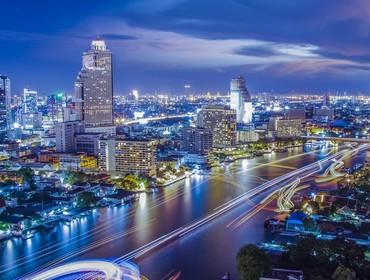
[25,260,141,280]
[113,146,368,264]
[11,150,319,277]
[23,145,368,280]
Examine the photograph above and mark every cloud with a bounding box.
[54,17,370,77]
[75,33,138,41]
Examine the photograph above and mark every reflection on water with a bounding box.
[1,147,365,280]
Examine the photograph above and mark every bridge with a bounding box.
[301,135,370,143]
[122,113,196,126]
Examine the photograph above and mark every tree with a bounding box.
[288,235,324,267]
[77,192,98,208]
[236,244,272,280]
[17,167,37,190]
[114,174,149,191]
[303,217,317,232]
[332,265,356,280]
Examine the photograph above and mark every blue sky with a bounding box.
[2,0,370,95]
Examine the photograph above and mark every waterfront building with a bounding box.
[197,105,237,148]
[98,138,157,177]
[275,119,302,138]
[74,38,114,128]
[0,75,11,141]
[230,76,252,124]
[236,129,259,143]
[181,127,213,155]
[55,121,85,153]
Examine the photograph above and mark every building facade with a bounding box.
[55,121,85,153]
[0,75,11,141]
[75,132,102,155]
[230,76,252,124]
[22,88,39,130]
[197,105,237,148]
[75,39,113,127]
[181,127,213,155]
[275,119,302,138]
[98,138,157,177]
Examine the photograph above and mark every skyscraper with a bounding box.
[230,76,252,124]
[323,93,330,108]
[22,88,37,114]
[22,88,40,130]
[0,75,11,141]
[75,38,113,127]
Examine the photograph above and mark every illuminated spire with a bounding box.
[91,37,107,51]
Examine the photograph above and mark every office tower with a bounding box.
[47,93,65,122]
[197,105,237,148]
[75,38,113,127]
[98,138,157,177]
[55,121,85,153]
[181,127,213,155]
[0,75,11,141]
[23,88,37,114]
[22,88,39,129]
[323,93,330,107]
[230,76,252,124]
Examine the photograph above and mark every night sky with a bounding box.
[2,0,370,95]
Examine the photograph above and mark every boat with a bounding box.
[275,148,288,153]
[11,230,22,237]
[42,223,55,230]
[21,231,35,240]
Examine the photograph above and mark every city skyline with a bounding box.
[3,1,370,95]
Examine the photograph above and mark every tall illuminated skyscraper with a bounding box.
[230,76,252,124]
[22,88,40,130]
[75,38,113,127]
[0,75,11,141]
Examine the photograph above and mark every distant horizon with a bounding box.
[6,85,370,98]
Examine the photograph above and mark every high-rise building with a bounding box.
[181,127,213,155]
[230,76,252,124]
[98,138,157,177]
[0,75,11,141]
[75,38,113,127]
[197,105,237,148]
[55,121,85,153]
[22,88,40,129]
[323,93,330,107]
[22,88,37,114]
[47,93,65,122]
